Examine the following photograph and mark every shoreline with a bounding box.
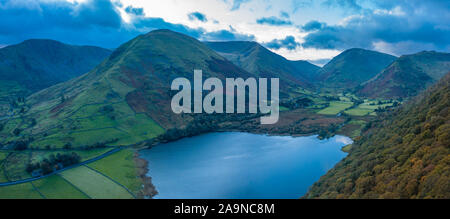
[133,152,158,199]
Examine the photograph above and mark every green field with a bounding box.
[0,152,8,163]
[88,149,141,195]
[318,101,354,115]
[2,152,31,181]
[27,102,165,149]
[32,175,89,199]
[345,102,395,116]
[0,168,7,183]
[0,183,42,199]
[344,107,374,116]
[0,152,10,182]
[60,165,134,199]
[279,106,290,112]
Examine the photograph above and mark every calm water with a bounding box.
[140,132,352,199]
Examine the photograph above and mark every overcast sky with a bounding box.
[1,0,449,64]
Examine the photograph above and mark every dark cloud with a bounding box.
[0,0,127,47]
[0,0,254,48]
[188,12,208,22]
[125,6,145,16]
[301,20,326,31]
[257,16,292,26]
[264,36,300,50]
[302,0,450,55]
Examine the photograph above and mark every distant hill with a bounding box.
[306,72,450,199]
[0,30,257,148]
[318,48,397,90]
[205,41,320,87]
[0,39,111,96]
[358,51,450,98]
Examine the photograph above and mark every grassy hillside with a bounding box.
[0,39,111,117]
[359,51,450,98]
[318,48,397,90]
[306,73,450,199]
[205,41,320,88]
[0,30,258,148]
[0,39,111,94]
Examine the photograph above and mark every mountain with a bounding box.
[205,41,320,87]
[306,72,450,199]
[318,48,397,90]
[358,51,450,98]
[0,39,112,96]
[0,30,255,148]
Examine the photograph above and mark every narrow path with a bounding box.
[0,147,123,187]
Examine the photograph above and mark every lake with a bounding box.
[140,132,352,199]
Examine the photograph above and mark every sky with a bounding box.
[0,0,449,65]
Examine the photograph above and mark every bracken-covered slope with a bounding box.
[306,72,450,199]
[318,48,397,90]
[358,51,450,98]
[0,39,111,96]
[205,41,320,87]
[0,30,255,148]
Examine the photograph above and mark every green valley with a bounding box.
[0,29,448,200]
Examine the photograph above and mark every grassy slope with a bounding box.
[359,51,450,98]
[0,39,111,94]
[318,48,397,90]
[0,39,111,119]
[2,152,31,181]
[306,73,450,199]
[1,29,260,148]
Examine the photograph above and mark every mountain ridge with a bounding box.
[318,48,397,90]
[358,51,450,98]
[205,41,321,87]
[0,39,111,94]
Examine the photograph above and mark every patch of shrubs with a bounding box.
[154,113,260,144]
[78,138,118,150]
[13,128,22,136]
[281,97,313,109]
[13,140,29,151]
[26,152,81,176]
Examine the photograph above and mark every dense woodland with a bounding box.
[306,73,450,199]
